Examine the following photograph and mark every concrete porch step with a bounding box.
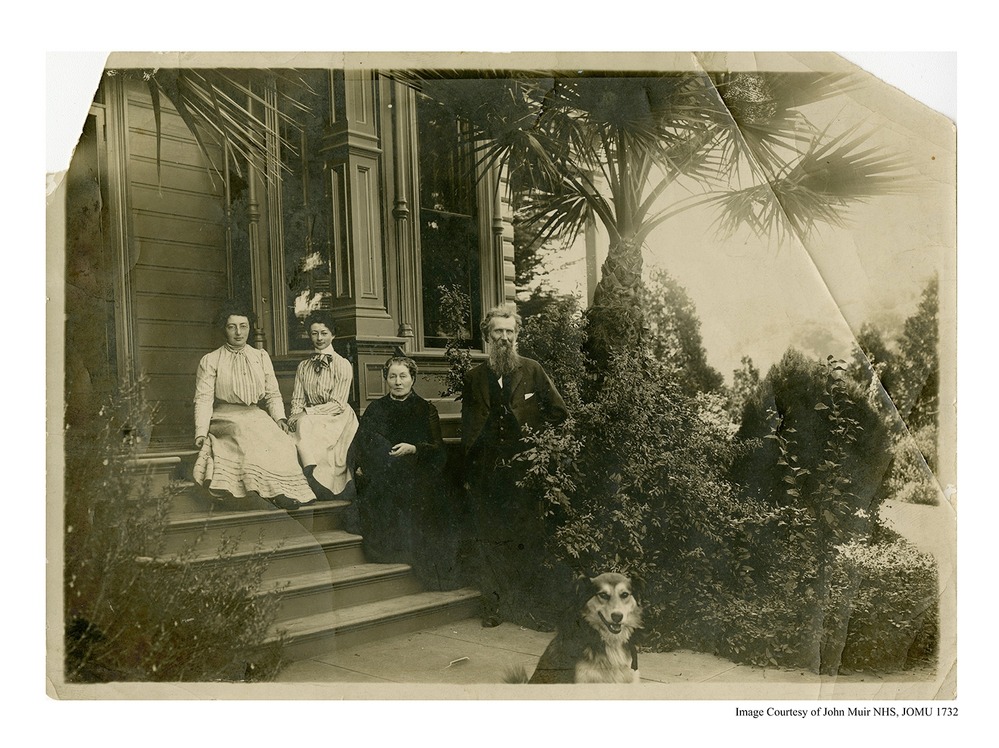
[131,451,482,664]
[267,563,424,622]
[269,588,482,661]
[146,528,368,580]
[162,498,352,553]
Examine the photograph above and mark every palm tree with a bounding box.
[395,69,912,369]
[109,67,316,185]
[122,63,912,373]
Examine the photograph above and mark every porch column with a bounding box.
[324,69,397,340]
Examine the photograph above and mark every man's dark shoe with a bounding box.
[481,614,502,628]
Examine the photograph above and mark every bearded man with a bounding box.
[461,305,569,628]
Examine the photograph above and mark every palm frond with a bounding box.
[400,68,916,268]
[709,123,916,239]
[114,68,315,185]
[516,186,593,250]
[709,72,858,179]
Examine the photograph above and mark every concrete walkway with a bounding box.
[271,499,954,699]
[273,616,947,699]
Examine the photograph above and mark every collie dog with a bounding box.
[506,572,643,684]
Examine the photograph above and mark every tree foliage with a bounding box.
[728,355,762,420]
[643,268,724,397]
[895,277,939,431]
[400,69,912,371]
[516,294,587,410]
[847,277,941,503]
[734,349,892,521]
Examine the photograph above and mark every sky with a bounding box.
[534,55,955,381]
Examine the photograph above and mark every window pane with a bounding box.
[277,70,334,351]
[417,97,482,349]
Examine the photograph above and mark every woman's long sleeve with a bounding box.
[290,361,307,416]
[193,353,217,440]
[331,356,353,407]
[260,349,287,423]
[356,408,395,476]
[416,406,446,471]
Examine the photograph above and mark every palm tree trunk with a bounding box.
[585,236,646,374]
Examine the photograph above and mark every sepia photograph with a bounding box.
[46,50,957,708]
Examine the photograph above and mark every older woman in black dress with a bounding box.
[353,355,448,586]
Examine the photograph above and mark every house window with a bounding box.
[416,98,483,349]
[276,70,335,352]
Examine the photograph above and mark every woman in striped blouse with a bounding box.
[288,311,359,501]
[193,303,316,508]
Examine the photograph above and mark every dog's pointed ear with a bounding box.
[573,574,594,603]
[629,574,646,603]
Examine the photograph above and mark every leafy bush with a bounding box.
[517,293,587,409]
[515,349,752,647]
[733,349,893,542]
[64,381,285,682]
[824,533,938,672]
[437,284,474,398]
[505,303,928,675]
[885,424,941,506]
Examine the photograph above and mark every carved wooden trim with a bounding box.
[103,76,138,383]
[264,80,289,353]
[330,164,352,299]
[356,162,379,299]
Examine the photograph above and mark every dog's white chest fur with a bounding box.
[574,641,639,684]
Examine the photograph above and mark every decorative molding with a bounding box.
[264,80,289,354]
[356,163,378,299]
[104,77,138,383]
[329,164,350,300]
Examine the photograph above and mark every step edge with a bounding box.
[261,564,415,595]
[165,501,351,532]
[138,529,364,566]
[268,589,482,641]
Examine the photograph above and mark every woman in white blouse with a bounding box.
[288,311,359,501]
[193,303,316,508]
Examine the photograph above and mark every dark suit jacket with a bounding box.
[461,357,569,457]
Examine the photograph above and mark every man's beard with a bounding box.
[488,340,521,377]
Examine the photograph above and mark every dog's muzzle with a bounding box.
[599,612,624,634]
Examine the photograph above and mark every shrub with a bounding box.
[734,350,893,526]
[824,533,939,672]
[517,293,587,409]
[713,351,902,671]
[516,349,751,649]
[885,424,941,506]
[63,381,285,682]
[438,284,474,398]
[508,334,927,675]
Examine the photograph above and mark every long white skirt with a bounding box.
[293,408,358,496]
[193,404,315,502]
